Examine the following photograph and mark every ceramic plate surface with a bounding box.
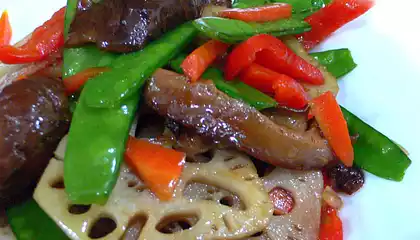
[1,0,419,239]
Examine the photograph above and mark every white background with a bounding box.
[1,0,419,239]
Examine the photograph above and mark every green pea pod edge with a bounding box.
[342,107,411,181]
[7,199,69,240]
[193,17,311,44]
[310,48,357,78]
[83,23,198,108]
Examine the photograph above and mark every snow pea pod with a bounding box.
[83,23,198,108]
[168,54,277,110]
[310,48,357,78]
[232,0,268,8]
[65,93,139,204]
[63,0,139,205]
[193,17,310,43]
[6,199,68,240]
[341,107,411,181]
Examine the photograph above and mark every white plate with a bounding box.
[1,0,419,239]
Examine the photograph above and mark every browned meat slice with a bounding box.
[0,76,70,207]
[261,108,309,132]
[144,69,333,169]
[67,0,230,53]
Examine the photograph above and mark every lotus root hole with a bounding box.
[88,215,117,239]
[68,204,91,215]
[156,213,199,234]
[50,177,65,189]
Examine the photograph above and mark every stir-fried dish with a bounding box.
[0,0,412,239]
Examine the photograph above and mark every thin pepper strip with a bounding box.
[0,7,65,64]
[319,205,343,240]
[0,11,12,46]
[125,137,186,201]
[341,107,411,181]
[225,34,324,85]
[240,63,308,109]
[181,39,229,82]
[218,3,292,22]
[311,91,354,166]
[169,54,277,110]
[63,67,109,95]
[298,0,374,50]
[6,199,69,240]
[281,36,338,98]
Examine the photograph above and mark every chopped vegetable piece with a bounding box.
[64,94,139,204]
[240,63,308,109]
[193,17,310,44]
[226,34,324,85]
[83,23,197,108]
[298,0,374,50]
[63,67,109,95]
[218,3,292,22]
[281,36,338,98]
[310,92,353,166]
[0,7,65,64]
[319,205,343,240]
[310,48,357,78]
[6,199,69,240]
[170,54,278,110]
[63,0,139,205]
[63,45,117,79]
[181,40,229,82]
[326,161,364,195]
[0,11,12,47]
[341,107,412,181]
[269,187,295,215]
[232,0,267,9]
[125,137,186,201]
[62,0,117,79]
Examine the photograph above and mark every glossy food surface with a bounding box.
[145,69,333,169]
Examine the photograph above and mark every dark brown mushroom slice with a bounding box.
[0,76,70,207]
[67,0,231,53]
[144,69,333,170]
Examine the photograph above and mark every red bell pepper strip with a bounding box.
[225,34,324,85]
[0,11,12,47]
[298,0,374,50]
[0,7,65,64]
[181,39,229,82]
[319,205,343,240]
[310,91,354,166]
[240,63,308,109]
[63,67,109,95]
[124,137,186,201]
[218,3,292,23]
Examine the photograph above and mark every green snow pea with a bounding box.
[342,107,411,181]
[310,49,357,78]
[193,17,310,43]
[6,199,68,240]
[83,23,198,108]
[63,0,139,205]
